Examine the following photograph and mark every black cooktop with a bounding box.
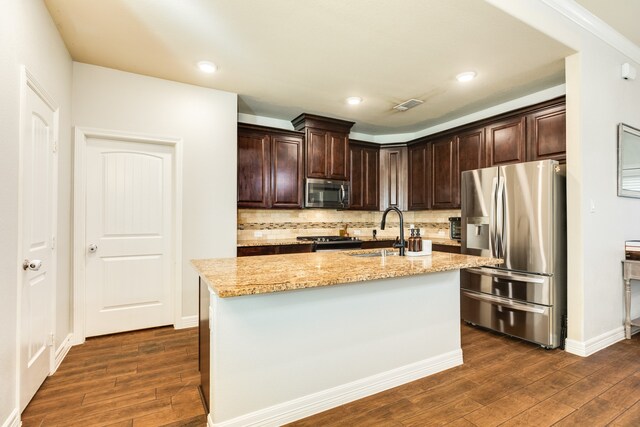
[297,236,362,243]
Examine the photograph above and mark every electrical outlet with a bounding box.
[353,230,361,235]
[254,231,263,237]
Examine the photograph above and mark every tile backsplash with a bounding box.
[238,208,461,241]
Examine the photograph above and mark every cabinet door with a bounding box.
[380,147,407,211]
[237,131,270,208]
[271,134,304,208]
[456,128,485,206]
[306,128,328,178]
[328,132,349,180]
[408,143,431,210]
[349,145,364,209]
[431,136,458,209]
[526,104,566,162]
[349,145,379,210]
[486,116,526,166]
[362,147,380,210]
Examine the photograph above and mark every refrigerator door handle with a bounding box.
[499,176,507,258]
[496,175,505,258]
[490,177,498,257]
[465,267,547,283]
[462,291,546,314]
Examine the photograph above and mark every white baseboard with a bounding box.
[565,326,625,357]
[209,349,463,427]
[174,315,198,329]
[1,407,21,427]
[52,332,73,374]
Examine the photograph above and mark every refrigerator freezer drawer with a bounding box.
[462,267,553,306]
[461,289,560,348]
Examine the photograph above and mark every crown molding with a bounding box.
[540,0,640,64]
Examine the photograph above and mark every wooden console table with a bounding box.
[623,260,640,339]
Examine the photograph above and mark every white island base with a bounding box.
[203,270,462,427]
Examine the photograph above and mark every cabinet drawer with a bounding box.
[461,289,556,347]
[433,244,460,254]
[237,244,314,257]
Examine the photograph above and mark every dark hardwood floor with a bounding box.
[21,326,206,427]
[22,323,640,426]
[289,324,640,427]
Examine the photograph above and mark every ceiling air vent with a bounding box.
[393,98,424,112]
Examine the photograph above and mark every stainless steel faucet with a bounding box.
[380,206,406,256]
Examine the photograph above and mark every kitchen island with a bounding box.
[192,250,500,427]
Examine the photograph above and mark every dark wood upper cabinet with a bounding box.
[328,132,349,180]
[457,128,485,174]
[237,130,270,208]
[486,116,526,166]
[379,146,408,211]
[431,136,458,209]
[408,142,431,210]
[305,128,329,178]
[292,113,354,181]
[237,124,304,209]
[456,128,485,207]
[349,141,379,210]
[271,134,304,208]
[526,103,566,162]
[238,98,565,213]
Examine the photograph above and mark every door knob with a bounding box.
[23,259,42,271]
[88,244,98,253]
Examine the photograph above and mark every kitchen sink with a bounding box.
[349,250,399,257]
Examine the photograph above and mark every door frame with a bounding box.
[16,66,59,406]
[73,127,183,344]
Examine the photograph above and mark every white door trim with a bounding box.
[73,127,183,345]
[17,66,59,408]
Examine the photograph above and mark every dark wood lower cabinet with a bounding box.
[199,278,210,412]
[433,244,461,254]
[237,244,314,257]
[361,240,461,254]
[361,240,396,249]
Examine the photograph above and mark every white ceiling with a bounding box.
[44,0,574,135]
[575,0,640,49]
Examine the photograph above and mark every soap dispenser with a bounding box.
[415,228,423,252]
[408,228,416,252]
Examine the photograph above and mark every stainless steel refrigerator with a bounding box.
[460,159,566,348]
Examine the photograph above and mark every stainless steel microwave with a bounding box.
[305,178,349,209]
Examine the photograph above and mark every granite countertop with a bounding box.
[237,237,461,247]
[192,250,501,298]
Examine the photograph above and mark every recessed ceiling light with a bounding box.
[197,61,218,73]
[456,71,476,82]
[346,96,363,105]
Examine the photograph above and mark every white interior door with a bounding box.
[19,73,57,411]
[85,138,173,337]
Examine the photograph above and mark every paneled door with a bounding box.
[84,138,173,337]
[19,70,58,411]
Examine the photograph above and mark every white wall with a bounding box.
[0,0,72,423]
[488,0,640,353]
[72,63,237,320]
